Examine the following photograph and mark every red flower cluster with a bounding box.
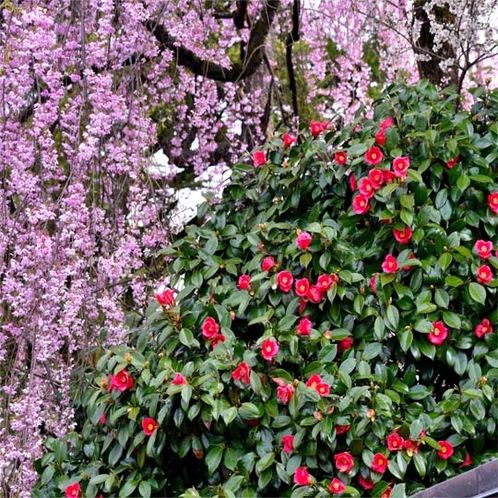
[334,151,347,165]
[477,264,493,284]
[488,192,498,213]
[232,362,251,384]
[262,256,276,272]
[155,286,176,307]
[437,440,454,459]
[296,317,312,336]
[329,478,345,494]
[393,226,413,244]
[282,434,294,454]
[277,384,294,404]
[334,451,354,473]
[277,270,294,292]
[428,321,448,346]
[294,467,312,485]
[171,372,187,385]
[475,240,493,259]
[108,369,134,392]
[253,150,266,167]
[237,274,251,290]
[261,338,279,360]
[65,483,81,498]
[142,417,158,436]
[382,254,398,273]
[386,430,404,451]
[306,374,330,396]
[475,318,493,338]
[371,453,388,473]
[283,133,296,148]
[296,231,312,250]
[201,317,226,348]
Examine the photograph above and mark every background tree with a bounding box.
[0,0,497,494]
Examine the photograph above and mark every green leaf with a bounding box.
[438,253,452,271]
[256,452,275,474]
[386,305,399,330]
[399,327,413,353]
[119,480,138,498]
[442,311,460,329]
[391,483,406,498]
[179,328,194,347]
[139,481,152,498]
[445,275,464,287]
[206,445,224,476]
[413,453,426,478]
[468,282,486,305]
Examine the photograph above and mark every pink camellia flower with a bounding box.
[475,318,493,338]
[202,316,220,339]
[317,274,336,292]
[294,467,312,485]
[65,483,82,498]
[387,430,404,451]
[261,338,279,360]
[488,192,498,213]
[338,337,353,353]
[352,194,370,214]
[404,439,419,456]
[477,264,493,284]
[237,274,251,290]
[437,440,454,460]
[296,317,312,336]
[334,151,347,165]
[277,270,294,292]
[370,274,377,294]
[365,146,383,165]
[460,452,473,468]
[380,116,394,131]
[232,362,251,384]
[310,121,324,137]
[349,172,357,191]
[306,373,322,389]
[382,254,398,273]
[155,286,176,307]
[475,240,493,259]
[381,487,393,498]
[447,156,459,168]
[392,156,410,178]
[428,321,448,346]
[277,384,294,404]
[383,170,396,183]
[307,285,323,303]
[282,434,295,454]
[108,369,134,392]
[371,453,388,473]
[262,256,276,272]
[334,451,355,473]
[295,277,310,297]
[211,334,226,348]
[358,475,375,490]
[171,372,187,385]
[336,424,351,435]
[283,133,296,148]
[99,413,107,425]
[329,477,346,494]
[316,383,330,396]
[393,226,413,244]
[359,178,376,199]
[296,231,312,250]
[142,417,159,436]
[253,150,266,167]
[369,169,385,189]
[375,130,386,145]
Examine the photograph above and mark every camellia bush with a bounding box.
[34,81,498,498]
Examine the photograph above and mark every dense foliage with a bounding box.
[34,81,498,497]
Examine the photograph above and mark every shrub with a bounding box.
[34,81,498,498]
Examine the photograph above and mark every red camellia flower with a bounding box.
[277,384,294,404]
[475,318,493,338]
[369,169,385,189]
[294,467,311,485]
[375,130,386,145]
[488,192,498,213]
[359,178,376,199]
[310,121,324,137]
[383,170,396,183]
[477,264,493,284]
[283,133,296,148]
[370,274,377,294]
[253,150,266,167]
[404,439,419,456]
[306,373,322,389]
[380,116,394,131]
[428,321,448,346]
[387,431,404,451]
[295,277,310,297]
[99,413,107,425]
[336,424,351,435]
[365,146,383,165]
[296,231,312,250]
[316,382,330,396]
[307,285,323,303]
[382,254,398,273]
[329,478,346,494]
[461,452,473,468]
[277,270,294,292]
[210,333,226,348]
[371,453,388,473]
[475,240,493,259]
[352,194,370,214]
[142,417,158,436]
[232,362,251,384]
[282,434,295,454]
[392,156,410,177]
[65,483,82,498]
[393,226,412,244]
[437,440,454,459]
[202,316,220,339]
[171,372,187,385]
[349,172,357,191]
[237,274,251,290]
[358,475,375,490]
[338,336,353,353]
[296,317,312,336]
[108,369,134,392]
[261,338,279,360]
[447,156,459,168]
[262,256,276,272]
[334,451,355,473]
[381,486,392,498]
[155,286,176,307]
[334,151,347,165]
[317,274,336,292]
